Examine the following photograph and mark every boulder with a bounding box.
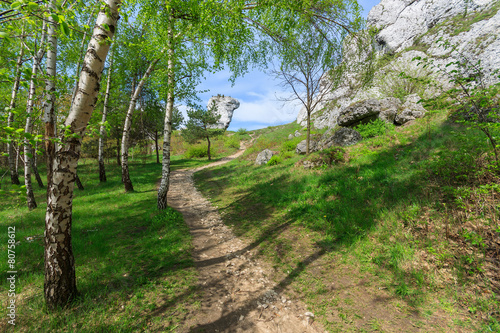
[338,99,381,127]
[294,130,302,137]
[288,134,294,140]
[207,96,240,130]
[296,140,318,155]
[255,149,274,165]
[395,94,427,125]
[378,97,401,123]
[331,128,362,146]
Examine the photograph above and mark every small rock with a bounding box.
[305,312,315,318]
[239,315,244,321]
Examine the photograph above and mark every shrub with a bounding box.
[224,135,240,149]
[355,119,394,138]
[237,128,247,135]
[267,155,283,166]
[184,144,215,159]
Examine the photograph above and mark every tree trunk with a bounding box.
[155,130,160,164]
[99,52,114,183]
[157,15,175,210]
[306,109,311,155]
[121,55,163,192]
[75,173,84,190]
[7,42,24,185]
[24,22,47,210]
[31,159,44,188]
[207,136,211,161]
[43,0,58,194]
[44,0,120,310]
[116,137,121,165]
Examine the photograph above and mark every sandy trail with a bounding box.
[167,143,323,332]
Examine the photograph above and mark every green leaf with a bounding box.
[27,2,38,11]
[0,31,9,38]
[10,1,22,9]
[60,21,70,36]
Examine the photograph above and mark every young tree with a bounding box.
[272,26,344,155]
[182,103,223,161]
[98,51,113,182]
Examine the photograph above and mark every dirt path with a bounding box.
[168,144,324,332]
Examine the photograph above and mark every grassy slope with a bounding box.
[195,112,500,332]
[0,142,237,332]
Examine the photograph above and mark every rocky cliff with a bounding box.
[297,0,500,129]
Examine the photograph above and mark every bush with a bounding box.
[224,135,240,149]
[237,128,247,135]
[184,144,215,159]
[267,154,283,166]
[355,119,394,138]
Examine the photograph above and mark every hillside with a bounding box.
[195,106,500,331]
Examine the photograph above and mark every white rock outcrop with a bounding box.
[208,96,240,130]
[297,0,500,129]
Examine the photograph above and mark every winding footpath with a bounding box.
[167,143,324,332]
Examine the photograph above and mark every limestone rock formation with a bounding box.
[338,99,381,127]
[208,96,240,130]
[296,0,500,129]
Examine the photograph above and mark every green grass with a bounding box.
[0,157,199,332]
[194,115,500,331]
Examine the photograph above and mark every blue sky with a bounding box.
[190,0,381,131]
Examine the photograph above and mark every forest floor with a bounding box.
[167,143,325,332]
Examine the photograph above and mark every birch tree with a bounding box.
[44,0,121,309]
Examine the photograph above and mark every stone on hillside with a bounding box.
[288,134,294,140]
[395,94,427,125]
[378,97,401,123]
[296,140,318,155]
[207,96,240,130]
[332,128,362,146]
[255,149,274,165]
[338,99,381,127]
[294,130,302,137]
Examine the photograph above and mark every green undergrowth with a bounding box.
[0,157,198,332]
[194,115,500,331]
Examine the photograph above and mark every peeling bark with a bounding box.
[121,55,163,192]
[44,0,121,310]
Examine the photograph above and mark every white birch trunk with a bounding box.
[157,16,175,210]
[43,0,58,191]
[24,22,47,210]
[99,52,114,182]
[44,0,121,309]
[121,55,163,192]
[7,43,24,185]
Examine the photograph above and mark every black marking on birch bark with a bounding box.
[87,48,103,63]
[81,64,100,80]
